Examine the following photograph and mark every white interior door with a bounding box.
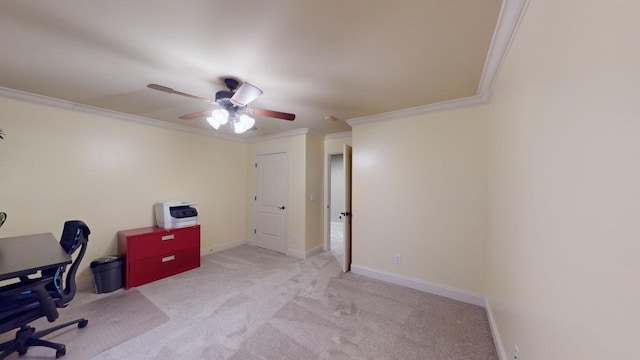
[255,152,288,253]
[341,144,352,272]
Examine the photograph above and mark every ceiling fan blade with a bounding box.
[252,108,296,121]
[147,84,213,103]
[178,110,212,120]
[230,82,263,106]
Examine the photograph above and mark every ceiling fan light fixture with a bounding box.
[233,114,256,134]
[206,117,221,130]
[212,109,229,124]
[148,79,295,134]
[206,108,229,129]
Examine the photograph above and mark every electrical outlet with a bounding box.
[514,345,520,360]
[292,233,297,243]
[394,254,402,264]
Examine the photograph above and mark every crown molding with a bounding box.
[245,127,311,143]
[1,0,530,142]
[0,86,247,143]
[347,0,530,127]
[347,95,485,127]
[306,128,325,139]
[325,131,352,140]
[0,86,331,144]
[477,0,531,97]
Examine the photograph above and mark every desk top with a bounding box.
[0,233,71,282]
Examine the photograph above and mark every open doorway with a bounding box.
[329,154,345,269]
[325,144,352,272]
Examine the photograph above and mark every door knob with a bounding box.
[278,206,286,210]
[340,212,351,216]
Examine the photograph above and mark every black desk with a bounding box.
[0,233,71,282]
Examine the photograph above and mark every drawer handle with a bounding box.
[161,234,175,241]
[162,255,176,263]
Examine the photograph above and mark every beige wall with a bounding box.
[351,106,488,294]
[305,134,324,251]
[324,134,352,155]
[0,96,247,286]
[486,1,640,359]
[1,95,331,289]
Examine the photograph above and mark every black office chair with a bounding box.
[0,220,90,359]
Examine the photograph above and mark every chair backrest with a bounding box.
[43,220,90,306]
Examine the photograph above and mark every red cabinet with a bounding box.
[117,225,200,289]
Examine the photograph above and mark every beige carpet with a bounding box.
[82,245,497,360]
[1,289,169,360]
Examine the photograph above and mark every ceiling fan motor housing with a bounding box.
[215,91,244,114]
[215,90,234,103]
[224,78,239,91]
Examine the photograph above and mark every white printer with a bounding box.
[154,201,198,229]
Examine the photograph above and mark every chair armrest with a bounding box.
[0,277,59,322]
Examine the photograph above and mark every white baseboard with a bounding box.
[485,298,506,360]
[202,239,247,255]
[350,264,486,307]
[286,249,305,259]
[286,244,324,260]
[305,244,325,258]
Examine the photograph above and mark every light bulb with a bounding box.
[206,116,221,129]
[233,121,245,134]
[233,114,255,134]
[211,109,229,125]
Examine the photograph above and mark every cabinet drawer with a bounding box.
[127,227,200,261]
[127,247,200,288]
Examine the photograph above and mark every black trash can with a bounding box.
[90,256,124,293]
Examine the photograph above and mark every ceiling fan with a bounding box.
[147,78,295,134]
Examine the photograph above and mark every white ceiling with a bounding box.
[0,0,505,139]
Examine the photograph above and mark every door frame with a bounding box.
[253,151,289,253]
[324,150,343,251]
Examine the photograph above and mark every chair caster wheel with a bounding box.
[56,346,66,358]
[78,319,88,328]
[18,349,27,356]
